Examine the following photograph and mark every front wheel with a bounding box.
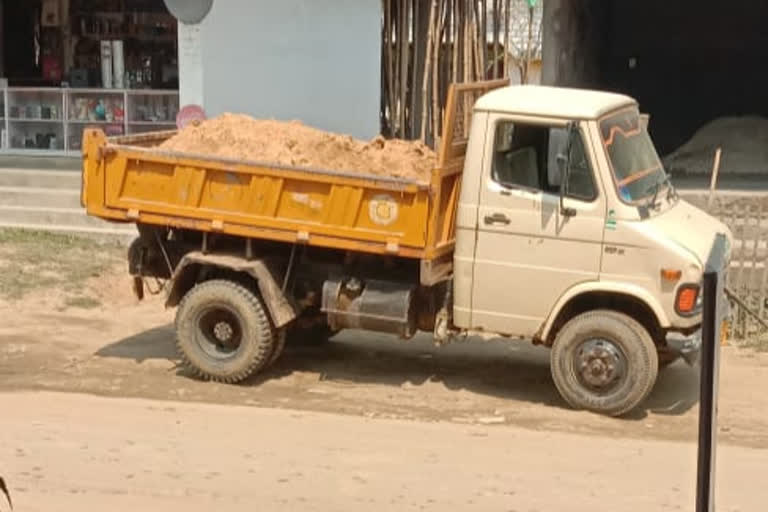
[550,310,659,417]
[175,279,278,383]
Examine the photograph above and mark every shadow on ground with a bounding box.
[96,325,700,418]
[97,325,177,363]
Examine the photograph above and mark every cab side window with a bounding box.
[491,120,597,202]
[549,126,597,201]
[491,121,547,190]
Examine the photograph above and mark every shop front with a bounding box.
[0,0,179,156]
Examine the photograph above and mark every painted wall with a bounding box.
[193,0,380,139]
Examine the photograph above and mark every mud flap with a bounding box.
[132,276,144,301]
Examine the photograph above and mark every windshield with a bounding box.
[600,108,667,203]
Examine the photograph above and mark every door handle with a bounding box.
[484,212,511,225]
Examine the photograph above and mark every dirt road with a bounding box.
[2,278,768,448]
[1,391,765,512]
[1,229,768,510]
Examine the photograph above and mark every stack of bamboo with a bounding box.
[381,0,541,147]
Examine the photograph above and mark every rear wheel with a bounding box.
[175,279,277,383]
[550,310,658,417]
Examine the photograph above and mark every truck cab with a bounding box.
[453,85,731,415]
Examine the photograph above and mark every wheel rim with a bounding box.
[574,338,627,394]
[195,305,244,360]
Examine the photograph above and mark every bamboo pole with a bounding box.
[492,0,499,78]
[473,8,483,80]
[462,0,472,83]
[708,147,723,210]
[481,0,488,78]
[452,0,459,86]
[384,0,394,135]
[523,5,534,83]
[463,0,472,135]
[410,0,423,139]
[398,0,408,137]
[381,0,513,141]
[420,0,438,142]
[432,0,445,144]
[391,0,399,135]
[503,0,510,78]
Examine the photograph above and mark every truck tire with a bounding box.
[267,329,287,367]
[550,310,658,417]
[175,279,277,383]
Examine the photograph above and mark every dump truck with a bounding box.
[81,80,731,416]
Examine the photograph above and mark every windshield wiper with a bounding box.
[664,175,679,202]
[644,175,677,210]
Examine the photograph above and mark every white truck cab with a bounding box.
[453,85,731,415]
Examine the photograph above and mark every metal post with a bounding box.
[696,233,727,512]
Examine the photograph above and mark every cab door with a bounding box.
[469,115,606,337]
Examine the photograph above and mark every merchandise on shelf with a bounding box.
[130,94,179,123]
[9,102,61,120]
[70,96,125,122]
[0,88,179,153]
[11,130,63,150]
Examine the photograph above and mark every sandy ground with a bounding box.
[1,249,768,510]
[1,391,765,512]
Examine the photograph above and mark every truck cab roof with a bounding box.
[474,84,637,120]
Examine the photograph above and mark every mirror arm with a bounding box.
[560,121,577,217]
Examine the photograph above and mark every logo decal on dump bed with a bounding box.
[369,195,399,226]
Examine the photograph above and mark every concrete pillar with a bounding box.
[541,0,604,88]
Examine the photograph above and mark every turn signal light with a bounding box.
[661,269,682,282]
[676,285,700,315]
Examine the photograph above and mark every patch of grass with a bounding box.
[0,228,106,249]
[0,228,125,300]
[64,296,102,309]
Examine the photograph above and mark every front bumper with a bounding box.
[666,330,702,366]
[664,290,730,367]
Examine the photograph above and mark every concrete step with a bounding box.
[0,168,81,190]
[0,205,136,233]
[0,221,137,241]
[0,186,82,209]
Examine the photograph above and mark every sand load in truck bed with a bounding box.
[158,113,437,182]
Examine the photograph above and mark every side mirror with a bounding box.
[560,122,578,217]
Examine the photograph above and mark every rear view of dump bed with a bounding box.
[81,79,507,261]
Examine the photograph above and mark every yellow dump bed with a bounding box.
[81,80,506,261]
